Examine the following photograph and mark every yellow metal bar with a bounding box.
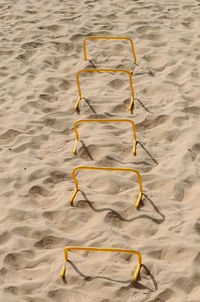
[60,263,66,278]
[68,166,142,208]
[73,119,137,156]
[74,68,134,111]
[74,95,81,111]
[128,96,134,111]
[60,246,142,281]
[83,36,136,64]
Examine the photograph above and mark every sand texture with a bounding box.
[0,0,200,301]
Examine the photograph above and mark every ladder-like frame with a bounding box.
[60,246,142,281]
[73,118,137,156]
[74,68,134,111]
[68,166,143,208]
[83,36,136,64]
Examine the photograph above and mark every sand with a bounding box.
[0,0,200,301]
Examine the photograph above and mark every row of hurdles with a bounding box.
[60,36,144,282]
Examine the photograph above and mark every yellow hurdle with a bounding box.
[83,36,137,64]
[73,118,137,156]
[68,166,142,208]
[74,68,134,111]
[60,246,142,281]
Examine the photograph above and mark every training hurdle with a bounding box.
[83,36,136,64]
[74,68,134,111]
[73,118,137,156]
[60,246,142,281]
[68,166,142,208]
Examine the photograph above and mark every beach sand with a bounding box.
[0,0,200,301]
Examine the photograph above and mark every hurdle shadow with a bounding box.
[130,98,153,115]
[134,70,155,77]
[75,96,152,116]
[75,98,97,115]
[83,98,97,114]
[105,155,154,167]
[73,191,165,225]
[135,98,154,114]
[75,140,158,166]
[78,140,94,161]
[88,60,97,68]
[77,97,134,115]
[136,141,158,165]
[63,260,157,292]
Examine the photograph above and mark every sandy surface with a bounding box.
[0,0,200,301]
